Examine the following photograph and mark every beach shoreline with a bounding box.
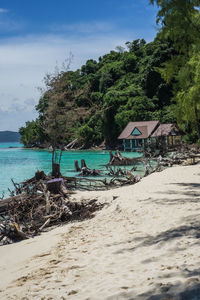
[0,164,200,299]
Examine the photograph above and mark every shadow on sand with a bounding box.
[108,181,200,299]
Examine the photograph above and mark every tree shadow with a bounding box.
[173,182,200,189]
[141,282,200,300]
[114,215,200,254]
[107,281,200,300]
[141,196,200,205]
[108,182,200,299]
[183,268,200,278]
[141,181,200,205]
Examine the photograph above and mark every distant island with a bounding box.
[0,131,21,142]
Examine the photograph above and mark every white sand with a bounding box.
[0,165,200,299]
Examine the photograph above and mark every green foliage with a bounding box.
[150,0,200,139]
[175,52,200,138]
[150,0,200,53]
[19,119,43,147]
[81,59,98,75]
[20,38,177,148]
[78,124,94,141]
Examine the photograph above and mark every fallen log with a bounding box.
[79,167,100,177]
[74,159,100,177]
[0,193,26,213]
[64,138,78,150]
[108,150,142,166]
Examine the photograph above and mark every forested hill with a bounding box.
[20,38,179,148]
[19,0,200,149]
[0,131,20,142]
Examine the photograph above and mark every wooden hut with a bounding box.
[151,123,181,148]
[118,121,181,151]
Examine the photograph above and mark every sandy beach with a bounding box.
[0,164,200,299]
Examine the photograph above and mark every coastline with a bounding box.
[0,164,200,299]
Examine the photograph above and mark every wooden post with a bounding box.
[109,151,114,163]
[123,139,126,151]
[35,170,46,181]
[130,139,133,151]
[81,159,87,169]
[52,163,61,177]
[47,178,65,193]
[74,160,81,172]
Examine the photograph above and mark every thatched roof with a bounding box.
[151,124,176,137]
[118,121,160,140]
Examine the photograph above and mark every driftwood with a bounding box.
[64,138,78,150]
[35,170,46,181]
[52,163,61,177]
[46,178,66,193]
[0,193,26,213]
[109,150,142,166]
[74,159,101,177]
[1,145,199,246]
[0,171,105,246]
[106,166,126,177]
[74,160,81,172]
[81,159,87,168]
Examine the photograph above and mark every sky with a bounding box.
[0,0,158,131]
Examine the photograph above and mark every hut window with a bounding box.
[170,129,176,135]
[131,127,142,136]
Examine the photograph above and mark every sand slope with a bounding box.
[0,165,200,299]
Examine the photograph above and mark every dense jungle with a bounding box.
[19,0,200,149]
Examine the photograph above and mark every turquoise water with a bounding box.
[0,142,23,148]
[0,142,142,197]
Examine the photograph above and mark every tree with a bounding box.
[176,52,200,138]
[19,119,43,148]
[150,0,200,139]
[150,0,200,50]
[42,60,74,177]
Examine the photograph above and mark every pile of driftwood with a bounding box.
[73,158,141,188]
[108,146,200,177]
[153,145,200,168]
[0,169,140,246]
[0,171,104,246]
[109,150,141,166]
[1,145,199,246]
[74,159,100,176]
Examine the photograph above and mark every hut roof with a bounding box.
[118,121,159,140]
[151,124,176,137]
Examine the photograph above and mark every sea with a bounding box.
[0,142,143,197]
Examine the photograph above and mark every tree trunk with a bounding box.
[74,160,81,172]
[81,159,87,169]
[195,106,200,139]
[52,163,61,177]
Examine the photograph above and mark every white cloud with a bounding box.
[0,17,23,32]
[0,108,38,131]
[0,19,156,131]
[0,8,8,13]
[50,21,115,34]
[0,33,129,130]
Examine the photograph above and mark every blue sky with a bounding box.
[0,0,158,131]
